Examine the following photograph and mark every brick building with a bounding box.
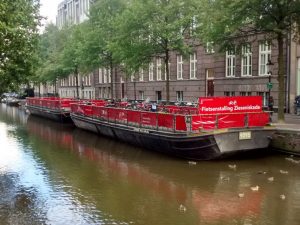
[55,0,300,112]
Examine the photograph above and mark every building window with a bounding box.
[257,92,269,106]
[103,69,107,83]
[108,69,111,83]
[99,68,103,83]
[226,49,236,77]
[259,42,271,76]
[241,44,252,76]
[206,42,215,54]
[131,74,135,82]
[157,58,162,81]
[149,62,154,81]
[224,91,235,96]
[240,92,247,96]
[139,68,144,81]
[190,52,197,79]
[156,91,162,101]
[139,91,144,100]
[164,61,170,81]
[176,91,183,102]
[177,55,183,80]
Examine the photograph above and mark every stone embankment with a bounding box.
[271,114,300,155]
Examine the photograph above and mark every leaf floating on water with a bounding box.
[257,171,267,175]
[228,164,237,170]
[220,176,230,182]
[267,177,274,182]
[250,186,259,191]
[279,170,289,174]
[188,161,197,165]
[238,193,245,198]
[280,194,286,200]
[179,204,187,212]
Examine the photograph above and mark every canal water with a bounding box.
[1,104,300,225]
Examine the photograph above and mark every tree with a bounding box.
[81,0,127,99]
[113,0,197,102]
[35,24,69,96]
[0,0,41,93]
[60,24,88,99]
[196,0,300,123]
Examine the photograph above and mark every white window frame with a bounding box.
[157,58,162,81]
[164,61,170,81]
[259,42,271,76]
[177,55,183,80]
[139,91,144,100]
[149,62,154,81]
[139,68,144,81]
[176,91,183,102]
[103,68,107,83]
[108,69,111,83]
[190,52,197,79]
[99,68,103,83]
[206,42,215,54]
[241,44,252,76]
[226,49,236,77]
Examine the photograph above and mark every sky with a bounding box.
[39,0,62,29]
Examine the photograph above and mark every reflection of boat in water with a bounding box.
[26,116,265,223]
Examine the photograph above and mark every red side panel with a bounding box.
[175,115,187,131]
[217,114,246,129]
[158,114,174,129]
[248,112,270,127]
[127,111,141,124]
[141,112,157,127]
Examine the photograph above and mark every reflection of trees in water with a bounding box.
[0,104,28,125]
[0,173,45,225]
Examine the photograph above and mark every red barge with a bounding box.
[26,97,79,123]
[69,96,275,160]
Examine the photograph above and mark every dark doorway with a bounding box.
[156,91,162,101]
[207,80,214,96]
[121,83,125,98]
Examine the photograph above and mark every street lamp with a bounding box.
[266,59,274,111]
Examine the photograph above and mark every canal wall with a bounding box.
[271,120,300,155]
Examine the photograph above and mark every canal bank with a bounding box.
[271,113,300,155]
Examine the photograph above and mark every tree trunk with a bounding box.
[75,66,79,99]
[277,34,285,123]
[133,77,136,100]
[110,60,114,99]
[165,50,170,103]
[38,84,41,97]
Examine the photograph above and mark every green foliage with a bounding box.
[196,0,300,49]
[0,0,41,93]
[113,0,197,101]
[36,24,69,83]
[196,0,300,122]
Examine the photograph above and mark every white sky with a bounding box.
[39,0,62,28]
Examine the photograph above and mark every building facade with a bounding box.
[55,0,300,112]
[56,0,94,99]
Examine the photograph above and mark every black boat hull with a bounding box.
[27,105,72,123]
[71,113,275,160]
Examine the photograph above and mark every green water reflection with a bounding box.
[1,104,300,225]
